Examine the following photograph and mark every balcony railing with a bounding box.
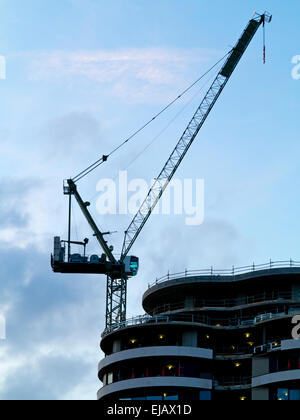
[149,260,300,288]
[150,291,293,316]
[102,306,300,337]
[253,341,282,355]
[213,376,251,388]
[215,340,284,357]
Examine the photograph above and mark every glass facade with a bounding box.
[270,352,300,373]
[119,391,211,401]
[272,388,300,401]
[101,357,212,386]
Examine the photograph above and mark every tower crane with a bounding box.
[51,12,272,334]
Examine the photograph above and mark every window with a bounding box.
[164,363,178,377]
[107,372,113,385]
[269,357,278,373]
[290,390,300,401]
[149,365,163,377]
[103,374,107,386]
[120,366,132,381]
[164,395,179,401]
[270,352,300,374]
[200,391,212,401]
[289,354,300,370]
[275,388,300,401]
[277,389,289,401]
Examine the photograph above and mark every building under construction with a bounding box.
[49,12,300,401]
[98,262,300,401]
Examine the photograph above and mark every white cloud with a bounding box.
[0,251,105,400]
[23,47,218,104]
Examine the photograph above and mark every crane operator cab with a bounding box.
[123,256,139,277]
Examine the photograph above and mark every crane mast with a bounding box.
[52,12,272,334]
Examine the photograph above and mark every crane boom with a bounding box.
[121,13,271,260]
[52,12,272,334]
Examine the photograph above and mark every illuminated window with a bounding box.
[164,363,177,377]
[277,389,289,401]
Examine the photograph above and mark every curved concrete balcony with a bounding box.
[252,370,300,388]
[98,376,213,400]
[99,346,213,378]
[281,339,300,352]
[102,309,300,338]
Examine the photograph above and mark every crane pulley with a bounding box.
[51,12,272,333]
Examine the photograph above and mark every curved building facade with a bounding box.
[98,263,300,401]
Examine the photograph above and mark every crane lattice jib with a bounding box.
[121,16,265,260]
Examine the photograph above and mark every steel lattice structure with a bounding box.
[52,13,272,333]
[121,15,269,260]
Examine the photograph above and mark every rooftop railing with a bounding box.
[149,259,300,289]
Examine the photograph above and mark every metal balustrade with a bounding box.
[102,306,300,337]
[213,376,251,388]
[150,291,293,316]
[149,260,300,288]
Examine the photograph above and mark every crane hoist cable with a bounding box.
[263,16,267,64]
[114,67,220,178]
[71,202,79,243]
[72,49,233,183]
[86,65,221,205]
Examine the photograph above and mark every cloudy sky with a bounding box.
[0,0,299,400]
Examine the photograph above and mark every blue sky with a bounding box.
[0,0,299,400]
